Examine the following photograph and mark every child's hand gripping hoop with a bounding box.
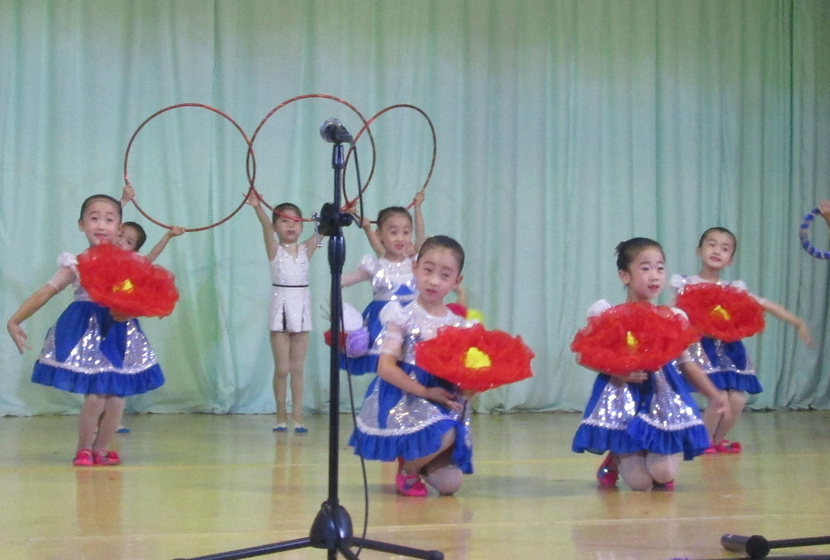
[123,103,256,233]
[342,104,437,219]
[799,208,830,260]
[246,93,376,222]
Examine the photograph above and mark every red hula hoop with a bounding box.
[247,94,377,222]
[343,104,437,214]
[123,103,256,233]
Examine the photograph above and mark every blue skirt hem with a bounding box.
[32,363,165,397]
[708,371,762,394]
[349,418,473,474]
[572,424,642,455]
[627,419,710,460]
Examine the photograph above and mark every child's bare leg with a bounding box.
[421,447,464,495]
[93,396,126,452]
[703,396,723,442]
[288,332,309,424]
[78,394,106,450]
[645,452,679,483]
[618,452,652,491]
[711,390,746,442]
[402,428,456,476]
[270,331,291,424]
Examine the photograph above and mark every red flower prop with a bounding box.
[570,302,700,376]
[674,283,765,342]
[77,244,179,318]
[415,324,534,392]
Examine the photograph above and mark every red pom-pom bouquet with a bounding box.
[77,244,179,318]
[570,302,700,376]
[415,324,534,392]
[674,283,765,342]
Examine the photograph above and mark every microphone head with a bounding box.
[319,118,353,144]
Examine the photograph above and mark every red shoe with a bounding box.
[72,449,94,467]
[596,453,618,488]
[703,443,718,454]
[715,440,742,454]
[94,450,121,466]
[396,472,428,497]
[652,480,675,491]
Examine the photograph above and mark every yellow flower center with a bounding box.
[464,347,492,369]
[626,331,638,350]
[711,304,731,321]
[113,279,134,293]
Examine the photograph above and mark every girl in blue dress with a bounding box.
[349,235,476,497]
[671,227,812,453]
[572,237,728,491]
[340,193,426,375]
[7,194,165,466]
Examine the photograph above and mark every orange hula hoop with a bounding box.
[246,94,377,222]
[123,103,256,233]
[342,103,437,216]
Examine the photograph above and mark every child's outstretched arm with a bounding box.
[300,228,321,260]
[413,190,425,252]
[453,284,468,308]
[679,359,730,419]
[349,209,384,257]
[819,199,830,238]
[245,191,279,261]
[120,183,135,208]
[341,265,372,287]
[6,284,59,354]
[146,226,185,263]
[761,299,813,347]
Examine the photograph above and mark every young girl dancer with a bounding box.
[671,227,813,453]
[340,192,426,375]
[572,237,728,491]
[349,235,476,497]
[112,220,184,433]
[6,194,165,466]
[246,192,319,433]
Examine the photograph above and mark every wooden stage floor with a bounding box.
[0,411,828,560]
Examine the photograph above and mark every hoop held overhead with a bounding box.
[799,208,830,260]
[343,104,437,212]
[123,103,256,233]
[247,94,376,221]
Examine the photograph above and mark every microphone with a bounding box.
[319,118,353,144]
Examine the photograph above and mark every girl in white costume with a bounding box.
[247,193,319,432]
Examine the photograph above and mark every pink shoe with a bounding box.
[396,472,428,497]
[715,440,742,454]
[94,450,121,466]
[596,453,618,488]
[652,480,675,491]
[703,443,718,454]
[72,449,94,467]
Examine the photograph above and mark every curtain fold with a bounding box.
[1,0,828,416]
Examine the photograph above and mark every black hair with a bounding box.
[122,221,147,251]
[376,206,413,229]
[272,202,303,224]
[698,226,737,256]
[615,237,664,271]
[417,235,465,273]
[79,194,123,221]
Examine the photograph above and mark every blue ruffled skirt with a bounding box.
[31,301,165,397]
[341,287,415,376]
[696,337,762,394]
[349,362,473,474]
[573,362,710,461]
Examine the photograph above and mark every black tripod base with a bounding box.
[174,503,444,560]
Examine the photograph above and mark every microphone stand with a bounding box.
[175,142,443,560]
